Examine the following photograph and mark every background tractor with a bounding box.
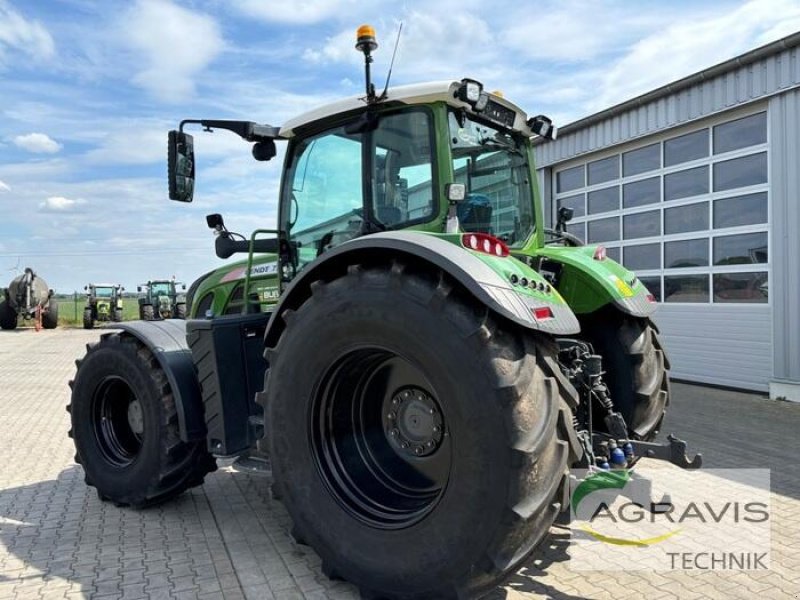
[83,283,124,329]
[0,267,58,330]
[137,280,186,320]
[68,25,699,600]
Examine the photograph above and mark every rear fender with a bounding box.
[264,231,580,348]
[113,320,205,442]
[535,245,657,317]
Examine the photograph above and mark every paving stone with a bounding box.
[1,330,798,600]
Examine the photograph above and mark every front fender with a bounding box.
[535,245,657,317]
[265,231,580,348]
[112,320,205,442]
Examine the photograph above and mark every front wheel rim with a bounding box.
[310,347,452,530]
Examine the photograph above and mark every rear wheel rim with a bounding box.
[91,376,144,468]
[310,347,451,530]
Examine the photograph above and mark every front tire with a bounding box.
[580,310,670,440]
[140,305,154,321]
[42,300,58,329]
[83,308,94,329]
[0,297,17,330]
[263,265,573,599]
[175,303,186,319]
[68,333,216,507]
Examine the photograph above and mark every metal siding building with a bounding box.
[535,33,800,399]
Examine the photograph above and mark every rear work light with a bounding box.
[462,233,509,257]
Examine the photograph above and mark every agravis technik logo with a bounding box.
[568,467,771,571]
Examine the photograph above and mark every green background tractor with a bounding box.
[68,26,693,600]
[0,267,58,330]
[137,279,186,320]
[83,283,124,329]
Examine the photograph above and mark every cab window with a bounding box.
[372,110,436,227]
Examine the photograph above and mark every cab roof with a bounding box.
[279,80,533,138]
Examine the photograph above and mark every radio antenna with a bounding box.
[379,22,403,101]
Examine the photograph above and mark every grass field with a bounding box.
[55,296,142,327]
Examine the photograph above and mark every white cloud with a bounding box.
[503,1,668,63]
[124,0,224,102]
[0,0,55,64]
[38,196,87,212]
[595,0,800,109]
[304,12,492,80]
[0,179,9,192]
[12,132,62,154]
[231,0,364,24]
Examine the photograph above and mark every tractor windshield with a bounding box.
[94,287,114,297]
[150,283,172,296]
[448,110,534,247]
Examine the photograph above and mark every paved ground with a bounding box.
[0,328,798,600]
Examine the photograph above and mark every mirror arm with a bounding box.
[179,119,281,142]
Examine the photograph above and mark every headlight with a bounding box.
[456,79,483,104]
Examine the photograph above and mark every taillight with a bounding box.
[532,306,553,320]
[461,233,509,257]
[593,245,606,261]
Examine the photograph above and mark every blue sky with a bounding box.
[1,0,798,291]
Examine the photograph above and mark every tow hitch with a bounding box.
[558,339,702,472]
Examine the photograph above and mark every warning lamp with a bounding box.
[355,24,378,52]
[532,306,554,320]
[593,245,607,261]
[461,232,510,257]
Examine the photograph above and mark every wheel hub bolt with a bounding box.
[414,446,424,455]
[390,428,399,437]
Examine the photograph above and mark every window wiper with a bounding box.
[479,136,522,156]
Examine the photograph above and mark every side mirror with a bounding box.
[137,286,141,292]
[528,115,558,141]
[84,285,87,291]
[206,213,224,230]
[182,284,186,291]
[168,130,195,202]
[555,206,574,233]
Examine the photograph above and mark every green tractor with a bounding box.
[185,242,280,319]
[0,267,58,330]
[68,26,700,599]
[137,279,186,320]
[83,283,124,329]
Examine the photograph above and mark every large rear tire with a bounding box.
[262,264,574,599]
[68,333,216,507]
[580,310,670,440]
[42,300,58,329]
